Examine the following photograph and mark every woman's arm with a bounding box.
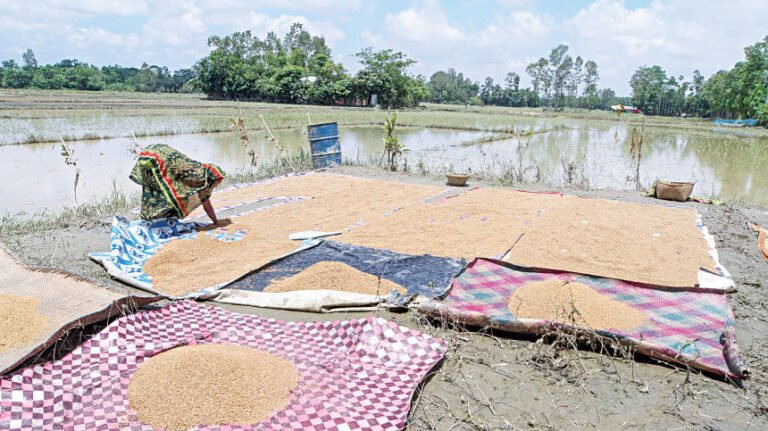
[202,199,218,224]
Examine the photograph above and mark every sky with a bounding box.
[1,0,766,95]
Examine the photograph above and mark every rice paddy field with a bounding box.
[2,89,767,216]
[2,89,768,430]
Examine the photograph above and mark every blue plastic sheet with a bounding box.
[713,118,758,126]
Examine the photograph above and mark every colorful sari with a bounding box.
[129,144,226,220]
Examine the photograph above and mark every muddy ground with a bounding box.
[3,166,768,430]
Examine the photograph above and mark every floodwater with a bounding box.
[1,123,766,215]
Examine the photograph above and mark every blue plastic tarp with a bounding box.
[225,240,465,306]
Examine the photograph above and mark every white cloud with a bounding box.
[67,28,140,49]
[49,0,149,16]
[198,0,362,13]
[495,0,534,9]
[566,0,768,93]
[245,13,346,44]
[372,1,552,83]
[0,0,764,94]
[384,5,465,45]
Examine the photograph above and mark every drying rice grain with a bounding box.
[341,188,559,259]
[505,196,717,287]
[128,344,297,431]
[507,279,648,331]
[264,261,407,296]
[145,175,442,296]
[0,294,47,353]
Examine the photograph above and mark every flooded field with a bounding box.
[1,90,766,215]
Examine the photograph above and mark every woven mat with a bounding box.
[419,258,747,380]
[0,301,447,430]
[0,246,160,376]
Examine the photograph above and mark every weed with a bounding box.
[58,137,81,203]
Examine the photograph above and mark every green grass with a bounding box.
[0,188,139,236]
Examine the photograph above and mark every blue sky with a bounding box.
[1,0,766,95]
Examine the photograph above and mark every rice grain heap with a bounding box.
[0,294,47,353]
[263,261,408,296]
[128,343,297,431]
[507,279,649,331]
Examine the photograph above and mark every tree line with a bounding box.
[629,35,767,120]
[0,50,196,93]
[0,24,620,109]
[1,24,765,119]
[426,45,623,110]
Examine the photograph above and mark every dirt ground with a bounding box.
[3,166,768,430]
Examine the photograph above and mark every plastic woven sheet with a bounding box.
[223,240,464,306]
[90,206,309,298]
[0,245,160,376]
[419,258,747,379]
[0,301,447,430]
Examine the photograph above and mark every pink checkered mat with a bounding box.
[419,258,747,380]
[0,301,447,430]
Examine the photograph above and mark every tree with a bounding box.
[22,49,37,69]
[427,69,478,104]
[630,65,667,115]
[582,60,599,108]
[355,48,422,107]
[480,77,494,105]
[526,45,598,109]
[504,72,520,91]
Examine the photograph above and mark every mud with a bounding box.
[3,166,768,430]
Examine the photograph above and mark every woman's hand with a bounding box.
[213,218,232,227]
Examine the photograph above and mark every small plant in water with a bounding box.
[230,107,258,168]
[59,137,81,203]
[629,118,645,190]
[382,111,408,171]
[260,113,296,172]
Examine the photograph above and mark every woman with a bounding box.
[130,144,226,223]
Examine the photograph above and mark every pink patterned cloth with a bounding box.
[0,301,446,430]
[420,258,746,380]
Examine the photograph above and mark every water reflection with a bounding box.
[0,123,766,215]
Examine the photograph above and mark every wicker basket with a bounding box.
[654,180,694,201]
[446,173,470,186]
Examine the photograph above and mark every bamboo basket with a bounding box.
[446,173,470,186]
[654,181,694,201]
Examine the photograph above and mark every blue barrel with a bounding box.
[307,122,342,169]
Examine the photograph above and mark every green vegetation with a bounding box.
[630,35,768,121]
[426,45,621,110]
[197,23,426,107]
[0,50,194,92]
[525,45,614,109]
[381,111,408,170]
[5,23,763,123]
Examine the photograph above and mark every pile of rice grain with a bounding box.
[507,280,648,331]
[128,344,297,431]
[0,294,47,353]
[264,261,408,296]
